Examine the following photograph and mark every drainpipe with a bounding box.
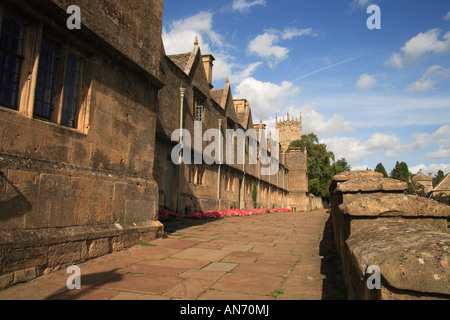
[217,119,223,210]
[242,136,246,209]
[177,87,186,214]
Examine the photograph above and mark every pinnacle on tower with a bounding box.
[194,36,199,46]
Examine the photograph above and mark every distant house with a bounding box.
[431,173,450,198]
[412,169,433,195]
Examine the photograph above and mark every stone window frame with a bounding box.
[193,87,207,123]
[0,11,25,110]
[0,5,90,134]
[189,164,206,186]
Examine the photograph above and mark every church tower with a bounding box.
[276,112,303,152]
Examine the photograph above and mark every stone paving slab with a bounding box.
[0,209,346,300]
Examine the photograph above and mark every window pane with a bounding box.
[34,37,58,119]
[61,53,80,128]
[0,15,24,109]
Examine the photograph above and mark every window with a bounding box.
[34,37,58,119]
[61,53,81,128]
[0,15,24,109]
[190,164,205,185]
[195,104,203,121]
[0,9,89,133]
[194,95,204,122]
[34,36,83,128]
[197,164,205,185]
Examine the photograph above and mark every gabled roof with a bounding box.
[432,173,450,192]
[210,77,231,111]
[167,37,200,76]
[412,172,431,182]
[210,88,225,109]
[167,53,192,72]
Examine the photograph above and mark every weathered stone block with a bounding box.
[0,273,13,290]
[48,242,82,266]
[48,196,76,228]
[14,267,37,284]
[87,238,110,259]
[39,173,71,198]
[336,178,408,194]
[2,247,48,273]
[347,222,450,299]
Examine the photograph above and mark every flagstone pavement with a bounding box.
[0,209,346,300]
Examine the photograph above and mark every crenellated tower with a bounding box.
[276,112,303,152]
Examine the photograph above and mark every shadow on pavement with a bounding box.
[319,213,347,300]
[45,269,123,300]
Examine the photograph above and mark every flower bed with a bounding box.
[157,208,181,222]
[158,207,292,222]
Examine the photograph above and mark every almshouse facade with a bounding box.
[0,0,307,288]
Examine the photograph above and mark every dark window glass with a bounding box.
[61,53,80,128]
[34,37,58,119]
[0,15,24,109]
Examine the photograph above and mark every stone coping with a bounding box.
[347,221,450,296]
[338,194,450,218]
[0,221,163,249]
[335,178,408,194]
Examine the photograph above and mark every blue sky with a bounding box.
[162,0,450,176]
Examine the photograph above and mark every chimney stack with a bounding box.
[202,54,215,89]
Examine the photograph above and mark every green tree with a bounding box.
[433,170,445,187]
[374,163,388,177]
[333,158,351,175]
[288,133,336,200]
[390,161,410,182]
[390,161,403,180]
[400,162,410,181]
[251,180,258,207]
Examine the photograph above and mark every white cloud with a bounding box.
[398,124,450,160]
[162,11,223,55]
[232,0,266,13]
[234,77,299,119]
[321,133,401,163]
[162,11,262,85]
[408,79,435,92]
[407,65,450,92]
[424,124,450,159]
[351,0,372,9]
[281,27,316,40]
[248,27,316,68]
[352,165,373,171]
[248,31,289,67]
[357,73,377,90]
[213,54,262,83]
[386,29,450,68]
[410,163,450,176]
[444,12,450,21]
[293,103,354,137]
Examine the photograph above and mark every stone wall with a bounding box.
[329,171,450,300]
[0,0,164,289]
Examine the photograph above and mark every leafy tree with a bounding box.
[251,180,258,207]
[404,180,424,196]
[374,163,388,177]
[333,158,351,175]
[433,170,445,187]
[288,133,338,200]
[390,161,403,180]
[390,161,410,182]
[400,162,410,181]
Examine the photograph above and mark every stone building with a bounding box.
[154,37,302,214]
[431,173,450,202]
[0,0,308,288]
[412,169,433,195]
